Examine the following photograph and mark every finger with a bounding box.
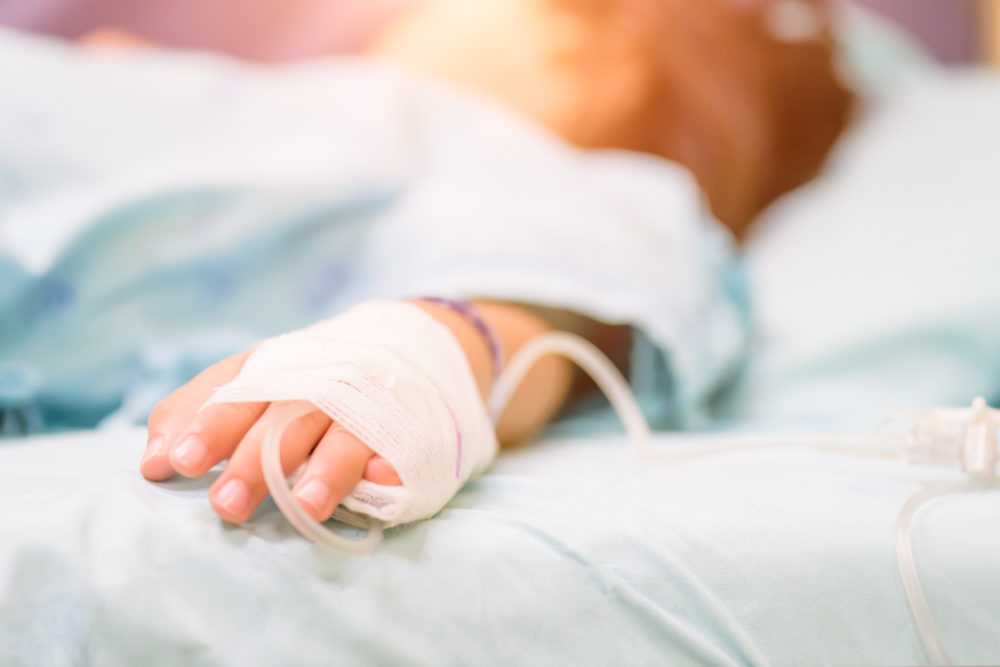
[291,424,376,522]
[167,401,268,478]
[363,455,402,487]
[209,401,331,523]
[141,350,252,481]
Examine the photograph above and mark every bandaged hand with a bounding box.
[140,299,570,526]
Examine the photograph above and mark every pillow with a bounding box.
[831,3,937,98]
[724,70,1000,427]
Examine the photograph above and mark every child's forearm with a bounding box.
[414,300,573,446]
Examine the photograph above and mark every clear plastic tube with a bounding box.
[499,344,1000,667]
[894,476,999,667]
[637,431,907,462]
[256,328,993,667]
[490,333,911,462]
[487,331,653,454]
[489,333,905,465]
[261,401,384,555]
[256,331,652,555]
[256,331,912,554]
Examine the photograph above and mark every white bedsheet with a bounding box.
[1,428,997,666]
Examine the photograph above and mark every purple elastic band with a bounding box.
[418,297,504,386]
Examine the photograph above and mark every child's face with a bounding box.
[372,0,852,239]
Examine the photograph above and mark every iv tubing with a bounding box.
[257,328,995,667]
[894,476,998,667]
[487,331,653,452]
[261,401,385,555]
[258,330,912,554]
[258,331,651,554]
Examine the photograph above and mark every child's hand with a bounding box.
[140,350,401,524]
[140,300,573,526]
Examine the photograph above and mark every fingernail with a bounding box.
[215,478,250,517]
[171,435,207,473]
[141,435,166,464]
[295,479,331,516]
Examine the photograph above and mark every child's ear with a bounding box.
[79,28,154,50]
[760,0,830,44]
[545,9,590,62]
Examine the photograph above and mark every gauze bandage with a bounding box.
[208,299,650,555]
[206,301,499,531]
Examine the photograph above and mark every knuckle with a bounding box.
[297,406,330,431]
[224,456,265,489]
[147,395,177,430]
[221,400,265,423]
[195,401,263,434]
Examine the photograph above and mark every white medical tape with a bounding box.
[206,300,498,527]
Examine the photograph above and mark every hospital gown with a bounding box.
[0,27,747,432]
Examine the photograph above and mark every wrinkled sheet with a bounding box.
[1,428,998,666]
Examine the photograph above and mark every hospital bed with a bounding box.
[2,6,1000,667]
[1,420,996,666]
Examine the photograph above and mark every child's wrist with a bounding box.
[412,299,497,400]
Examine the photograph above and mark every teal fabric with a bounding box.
[1,428,997,666]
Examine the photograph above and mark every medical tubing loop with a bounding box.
[257,331,652,554]
[487,331,654,457]
[261,401,384,555]
[258,320,993,666]
[254,328,992,667]
[256,327,912,554]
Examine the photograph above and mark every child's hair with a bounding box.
[551,0,854,238]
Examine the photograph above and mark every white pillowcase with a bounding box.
[831,3,937,99]
[728,71,1000,426]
